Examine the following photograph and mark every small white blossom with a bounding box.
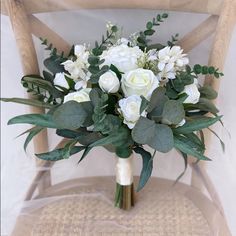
[53,72,69,90]
[157,46,189,80]
[61,44,89,81]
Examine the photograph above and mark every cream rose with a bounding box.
[121,68,159,100]
[118,95,146,129]
[182,79,200,104]
[100,44,143,72]
[64,88,91,103]
[54,73,69,90]
[98,71,120,93]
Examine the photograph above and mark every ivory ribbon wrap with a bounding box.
[116,155,133,186]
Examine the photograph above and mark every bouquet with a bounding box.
[2,13,224,210]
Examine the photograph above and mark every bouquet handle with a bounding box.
[115,154,135,210]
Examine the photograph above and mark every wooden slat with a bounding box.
[191,0,236,191]
[178,15,218,53]
[24,139,68,201]
[1,0,223,15]
[5,0,51,192]
[29,15,71,54]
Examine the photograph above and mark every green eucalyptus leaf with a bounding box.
[44,57,64,74]
[52,101,88,129]
[89,126,130,148]
[174,116,222,134]
[134,147,153,191]
[140,96,149,114]
[147,87,167,113]
[132,117,174,153]
[162,100,185,125]
[199,85,218,100]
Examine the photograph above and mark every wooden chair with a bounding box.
[2,0,236,235]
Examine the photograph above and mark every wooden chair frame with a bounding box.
[2,0,236,234]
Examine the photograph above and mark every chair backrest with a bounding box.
[2,0,236,198]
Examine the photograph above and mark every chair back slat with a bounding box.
[5,0,51,193]
[2,0,223,15]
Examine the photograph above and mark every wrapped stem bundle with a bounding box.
[115,155,135,210]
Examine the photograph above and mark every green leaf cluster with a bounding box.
[137,13,168,49]
[193,64,224,78]
[21,75,64,104]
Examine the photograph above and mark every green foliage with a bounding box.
[23,127,44,151]
[8,113,58,128]
[36,144,86,161]
[115,146,132,158]
[199,85,218,100]
[92,25,119,56]
[0,97,53,109]
[110,64,123,80]
[140,96,149,114]
[174,116,222,134]
[167,33,179,47]
[89,126,131,149]
[52,101,93,129]
[40,37,66,75]
[174,151,188,184]
[174,135,210,161]
[134,147,153,191]
[132,117,174,153]
[193,64,223,78]
[137,13,168,49]
[147,87,168,113]
[185,98,219,115]
[78,147,93,164]
[21,75,64,105]
[162,100,185,125]
[56,128,103,146]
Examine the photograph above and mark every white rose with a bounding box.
[98,71,120,93]
[100,44,143,72]
[118,95,146,129]
[121,68,159,100]
[64,88,91,103]
[53,73,69,90]
[182,80,200,104]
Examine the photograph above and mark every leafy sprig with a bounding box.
[137,13,168,49]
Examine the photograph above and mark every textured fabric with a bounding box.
[12,177,213,236]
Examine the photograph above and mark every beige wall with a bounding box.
[1,10,236,235]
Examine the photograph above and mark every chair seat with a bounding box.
[11,177,229,236]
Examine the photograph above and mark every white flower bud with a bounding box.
[98,71,120,93]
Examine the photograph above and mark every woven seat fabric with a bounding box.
[11,177,218,236]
